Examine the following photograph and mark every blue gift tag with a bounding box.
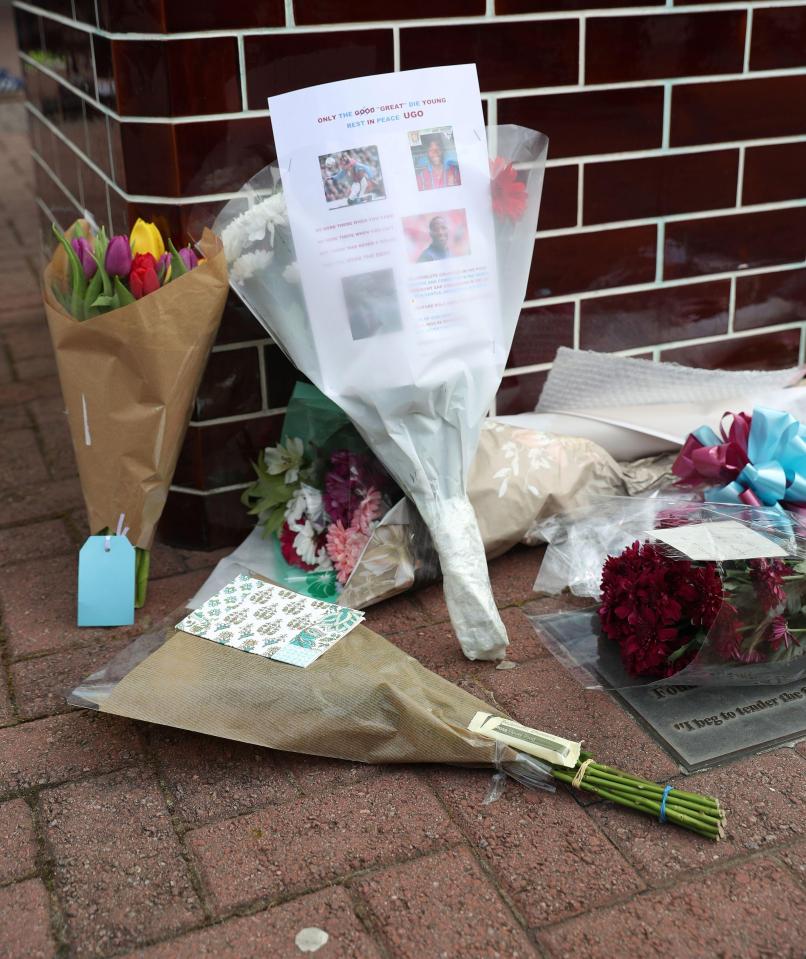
[77,534,136,627]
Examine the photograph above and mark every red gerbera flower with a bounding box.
[490,157,528,222]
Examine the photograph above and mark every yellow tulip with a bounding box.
[129,218,165,258]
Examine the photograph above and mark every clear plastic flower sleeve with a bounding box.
[213,89,547,661]
[531,497,806,687]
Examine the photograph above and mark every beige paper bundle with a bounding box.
[72,618,508,768]
[43,227,228,551]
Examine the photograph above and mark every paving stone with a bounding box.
[187,770,462,915]
[118,887,381,958]
[41,766,202,959]
[588,749,806,884]
[363,592,431,638]
[357,847,537,959]
[10,636,129,720]
[0,798,37,883]
[795,738,806,759]
[0,878,55,959]
[0,557,207,660]
[0,712,142,797]
[391,606,548,672]
[0,344,11,384]
[0,374,61,406]
[538,858,806,959]
[146,541,190,580]
[0,402,30,430]
[0,518,73,567]
[484,656,679,782]
[4,323,53,362]
[0,673,12,727]
[0,476,84,527]
[149,727,298,826]
[281,752,382,795]
[179,545,236,571]
[15,354,58,382]
[428,766,644,927]
[0,427,47,487]
[776,840,805,881]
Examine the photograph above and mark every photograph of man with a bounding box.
[320,146,386,209]
[342,268,403,341]
[410,128,461,192]
[402,209,470,264]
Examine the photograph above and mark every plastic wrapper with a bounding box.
[531,496,806,687]
[212,122,546,661]
[191,404,631,611]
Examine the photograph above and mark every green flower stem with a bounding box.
[588,762,721,809]
[135,548,150,609]
[579,768,721,815]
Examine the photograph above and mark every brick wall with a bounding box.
[12,0,806,547]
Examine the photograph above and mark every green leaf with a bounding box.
[83,269,104,318]
[114,275,136,306]
[135,548,150,608]
[52,223,87,320]
[167,238,188,280]
[91,293,119,309]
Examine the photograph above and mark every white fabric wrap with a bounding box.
[419,496,508,661]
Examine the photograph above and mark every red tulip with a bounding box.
[129,252,161,300]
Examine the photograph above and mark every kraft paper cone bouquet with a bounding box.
[43,218,229,606]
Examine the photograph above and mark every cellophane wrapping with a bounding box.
[212,125,547,660]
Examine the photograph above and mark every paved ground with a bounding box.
[0,98,805,959]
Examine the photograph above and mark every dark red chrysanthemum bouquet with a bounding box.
[599,541,806,679]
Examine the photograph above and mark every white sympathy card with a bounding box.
[268,65,499,395]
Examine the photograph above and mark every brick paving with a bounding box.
[0,97,804,959]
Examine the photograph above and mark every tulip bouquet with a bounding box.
[43,217,229,611]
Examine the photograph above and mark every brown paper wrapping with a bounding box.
[93,622,508,767]
[43,227,228,549]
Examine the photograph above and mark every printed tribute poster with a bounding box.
[268,65,499,393]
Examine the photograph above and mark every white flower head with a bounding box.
[231,249,273,283]
[264,435,305,485]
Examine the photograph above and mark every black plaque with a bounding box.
[537,611,806,772]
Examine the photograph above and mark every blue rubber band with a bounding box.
[659,784,673,824]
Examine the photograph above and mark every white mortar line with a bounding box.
[393,25,400,71]
[257,343,269,410]
[728,275,737,333]
[573,300,581,348]
[169,482,252,496]
[236,36,249,111]
[800,325,806,366]
[186,407,288,428]
[536,196,806,238]
[662,82,672,149]
[523,259,806,307]
[284,0,295,28]
[655,222,665,282]
[546,135,806,167]
[15,0,806,39]
[736,145,746,205]
[576,163,584,227]
[743,8,754,72]
[578,16,586,85]
[211,338,273,353]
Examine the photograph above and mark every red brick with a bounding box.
[363,592,432,638]
[589,749,805,884]
[508,303,576,368]
[660,327,801,372]
[41,767,202,959]
[777,840,805,882]
[391,606,548,673]
[428,767,643,926]
[539,165,578,232]
[496,371,548,416]
[735,267,806,332]
[750,6,806,71]
[0,879,55,959]
[0,519,73,567]
[0,712,142,796]
[0,428,48,487]
[743,141,806,206]
[0,798,37,883]
[187,770,462,914]
[149,727,298,826]
[358,847,535,958]
[118,887,381,959]
[3,323,53,362]
[0,476,84,527]
[538,858,806,958]
[10,637,129,720]
[281,752,382,795]
[485,657,678,782]
[0,557,208,660]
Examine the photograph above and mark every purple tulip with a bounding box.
[157,252,170,280]
[105,235,133,277]
[71,236,97,279]
[179,245,199,271]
